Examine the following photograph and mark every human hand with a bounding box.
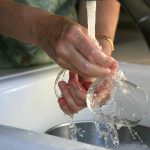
[56,43,118,115]
[35,13,117,78]
[89,76,115,109]
[58,71,93,115]
[57,71,117,115]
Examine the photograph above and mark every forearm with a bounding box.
[0,0,51,45]
[96,0,120,40]
[96,0,120,55]
[78,0,120,55]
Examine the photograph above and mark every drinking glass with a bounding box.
[86,70,149,128]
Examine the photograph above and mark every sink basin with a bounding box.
[46,121,150,150]
[0,63,150,133]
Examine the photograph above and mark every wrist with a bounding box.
[96,35,114,56]
[33,12,78,49]
[32,11,55,46]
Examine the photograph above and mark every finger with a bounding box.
[93,79,113,105]
[55,57,71,70]
[65,43,116,77]
[69,81,87,108]
[58,97,72,115]
[68,71,79,83]
[55,42,89,74]
[58,81,79,113]
[68,72,87,107]
[56,41,116,78]
[95,78,114,93]
[68,27,117,68]
[55,41,75,70]
[56,58,83,75]
[68,71,87,102]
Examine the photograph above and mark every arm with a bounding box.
[0,0,118,115]
[0,0,116,77]
[58,0,120,115]
[78,0,120,55]
[0,0,45,45]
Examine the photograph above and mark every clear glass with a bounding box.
[86,70,149,128]
[54,68,149,147]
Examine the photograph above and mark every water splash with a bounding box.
[86,69,149,148]
[69,116,84,141]
[53,1,149,148]
[54,70,84,141]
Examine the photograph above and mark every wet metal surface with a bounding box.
[46,121,150,150]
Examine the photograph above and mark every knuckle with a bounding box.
[56,57,63,64]
[55,42,64,55]
[68,25,77,34]
[55,45,69,59]
[81,63,91,76]
[88,55,95,63]
[89,50,99,63]
[66,25,81,41]
[65,27,75,41]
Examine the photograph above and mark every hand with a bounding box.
[35,13,117,78]
[57,43,118,115]
[57,71,116,115]
[58,71,93,115]
[91,77,114,108]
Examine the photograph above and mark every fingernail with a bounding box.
[69,72,79,83]
[58,81,68,89]
[110,61,118,70]
[58,97,66,106]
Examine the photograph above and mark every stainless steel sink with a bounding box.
[46,121,150,150]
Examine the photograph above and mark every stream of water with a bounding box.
[86,1,149,149]
[54,1,149,149]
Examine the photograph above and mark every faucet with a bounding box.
[118,0,150,49]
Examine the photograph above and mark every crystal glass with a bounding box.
[86,70,149,128]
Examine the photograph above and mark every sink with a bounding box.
[0,63,150,132]
[46,121,150,150]
[0,63,150,149]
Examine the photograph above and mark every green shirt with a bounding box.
[0,0,78,68]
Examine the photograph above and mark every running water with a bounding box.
[54,70,84,141]
[86,1,149,149]
[69,0,97,142]
[54,1,97,143]
[86,65,149,148]
[69,116,84,141]
[54,1,149,148]
[86,0,96,38]
[86,0,119,147]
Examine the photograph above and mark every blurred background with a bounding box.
[113,6,150,64]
